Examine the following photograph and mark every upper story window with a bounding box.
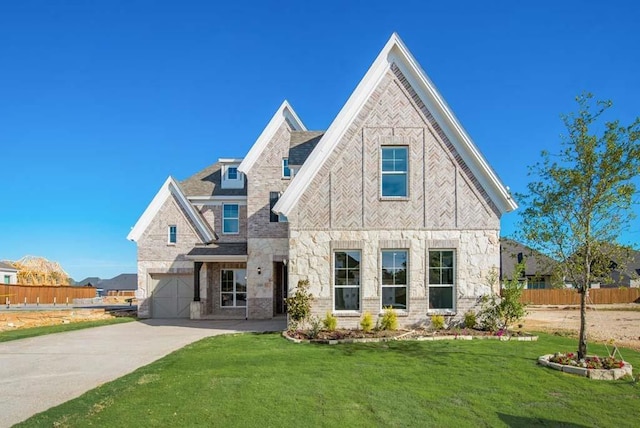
[282,158,291,178]
[168,225,177,244]
[381,146,408,197]
[222,204,239,234]
[269,192,288,223]
[220,160,244,189]
[227,167,238,180]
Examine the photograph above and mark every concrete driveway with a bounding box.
[0,318,285,427]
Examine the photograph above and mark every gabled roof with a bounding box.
[288,131,324,166]
[127,176,215,243]
[0,261,18,272]
[181,162,247,197]
[500,239,558,279]
[237,100,307,174]
[274,33,518,217]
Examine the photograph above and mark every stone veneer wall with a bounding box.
[246,238,289,319]
[288,229,500,329]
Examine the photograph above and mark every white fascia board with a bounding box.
[127,176,216,243]
[237,100,307,174]
[127,177,173,242]
[218,158,244,163]
[389,38,517,213]
[168,179,216,243]
[275,33,517,216]
[274,37,395,216]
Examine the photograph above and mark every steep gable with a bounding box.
[127,177,215,243]
[274,34,517,223]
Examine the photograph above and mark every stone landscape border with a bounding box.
[283,331,538,345]
[538,354,633,380]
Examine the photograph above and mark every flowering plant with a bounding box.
[549,352,625,370]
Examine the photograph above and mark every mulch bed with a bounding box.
[287,328,536,343]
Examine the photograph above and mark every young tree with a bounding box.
[518,93,640,359]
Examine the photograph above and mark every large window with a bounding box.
[222,204,239,234]
[428,250,455,311]
[381,250,408,310]
[221,269,247,307]
[381,146,408,197]
[334,250,361,311]
[282,158,291,178]
[167,225,177,244]
[269,192,287,223]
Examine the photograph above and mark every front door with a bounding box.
[273,262,288,315]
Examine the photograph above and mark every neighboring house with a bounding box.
[0,262,18,284]
[500,239,559,289]
[76,274,137,296]
[127,33,517,324]
[598,247,640,288]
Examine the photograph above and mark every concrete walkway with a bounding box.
[0,318,286,427]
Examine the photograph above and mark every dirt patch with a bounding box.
[522,304,640,351]
[0,309,117,332]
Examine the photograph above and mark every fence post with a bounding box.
[66,297,69,306]
[53,296,56,307]
[24,297,27,307]
[36,296,39,307]
[5,297,9,309]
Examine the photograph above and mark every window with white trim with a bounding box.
[3,275,10,284]
[222,204,239,234]
[381,250,408,310]
[282,158,291,178]
[334,250,360,311]
[168,225,177,244]
[428,250,455,311]
[227,166,238,180]
[269,192,287,223]
[381,146,408,197]
[221,269,247,307]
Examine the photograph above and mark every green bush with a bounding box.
[322,312,338,331]
[308,316,322,339]
[478,263,527,332]
[379,307,398,331]
[284,280,313,330]
[464,310,477,329]
[360,312,374,332]
[430,314,445,330]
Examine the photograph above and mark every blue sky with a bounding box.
[1,1,638,281]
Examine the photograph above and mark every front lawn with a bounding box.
[0,317,134,343]
[19,333,640,427]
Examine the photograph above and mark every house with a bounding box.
[127,33,517,325]
[500,239,560,289]
[76,274,138,296]
[597,246,640,288]
[0,262,18,284]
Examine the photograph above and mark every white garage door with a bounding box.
[151,275,193,318]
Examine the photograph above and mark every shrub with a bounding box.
[360,312,374,332]
[284,279,313,330]
[464,310,477,329]
[308,316,322,339]
[478,263,527,332]
[430,315,445,330]
[379,307,398,331]
[322,312,338,331]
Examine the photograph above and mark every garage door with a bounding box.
[151,275,193,318]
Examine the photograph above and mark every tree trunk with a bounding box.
[578,287,588,359]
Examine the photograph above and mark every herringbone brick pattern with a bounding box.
[294,65,499,232]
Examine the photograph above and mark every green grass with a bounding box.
[0,317,134,343]
[18,333,640,428]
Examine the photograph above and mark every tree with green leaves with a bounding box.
[518,93,640,359]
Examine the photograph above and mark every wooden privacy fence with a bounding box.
[107,290,135,297]
[0,285,97,305]
[518,288,640,305]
